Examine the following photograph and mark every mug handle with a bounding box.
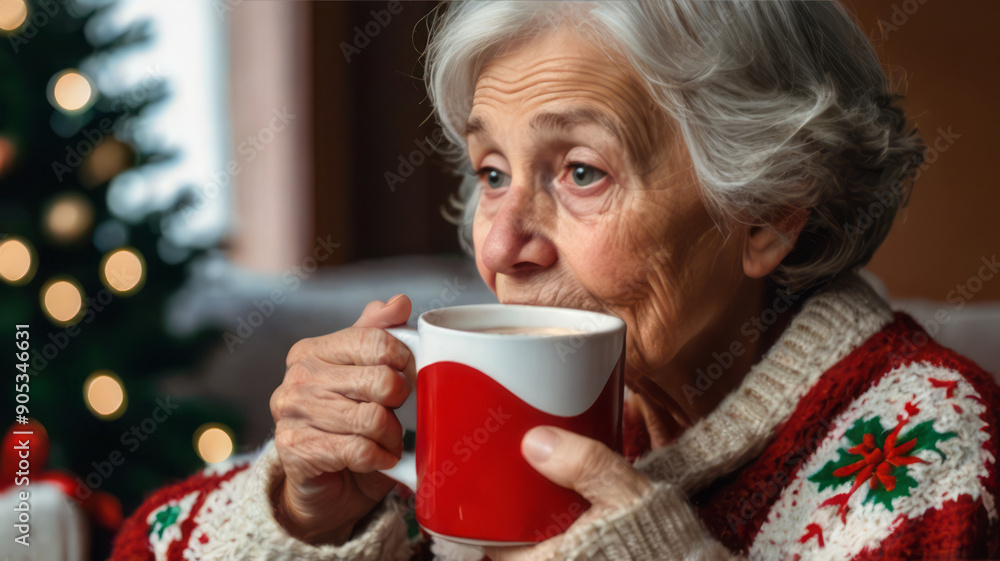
[380,326,419,491]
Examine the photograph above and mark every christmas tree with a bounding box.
[0,1,240,557]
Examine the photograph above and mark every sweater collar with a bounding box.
[635,272,895,490]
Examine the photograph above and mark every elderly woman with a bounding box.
[112,1,1000,560]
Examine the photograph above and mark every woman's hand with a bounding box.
[484,426,653,561]
[270,295,415,545]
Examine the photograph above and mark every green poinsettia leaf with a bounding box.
[807,416,887,492]
[149,504,182,539]
[897,419,957,461]
[844,415,888,448]
[863,465,920,512]
[807,448,857,492]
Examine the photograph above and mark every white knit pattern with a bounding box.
[751,362,996,560]
[195,440,414,561]
[185,463,254,560]
[147,491,199,560]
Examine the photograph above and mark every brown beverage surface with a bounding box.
[468,326,584,336]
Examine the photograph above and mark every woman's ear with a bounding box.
[743,208,809,279]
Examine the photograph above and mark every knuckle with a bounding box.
[358,328,390,364]
[354,401,387,434]
[364,365,395,401]
[282,361,312,386]
[285,337,314,367]
[269,388,284,419]
[575,441,609,480]
[349,437,381,470]
[274,427,297,453]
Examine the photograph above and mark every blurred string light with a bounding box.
[44,192,94,243]
[194,423,234,464]
[0,136,15,177]
[0,0,27,33]
[0,237,36,285]
[80,138,134,187]
[100,247,145,295]
[41,277,85,325]
[48,69,96,113]
[84,370,127,420]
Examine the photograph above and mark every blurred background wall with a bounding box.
[847,0,1000,301]
[227,0,1000,300]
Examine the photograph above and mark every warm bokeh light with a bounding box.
[52,70,93,112]
[0,238,34,284]
[81,138,134,187]
[101,248,145,294]
[0,135,15,177]
[41,279,84,324]
[84,371,127,419]
[0,0,27,32]
[45,193,94,243]
[195,424,234,464]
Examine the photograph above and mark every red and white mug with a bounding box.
[383,304,626,546]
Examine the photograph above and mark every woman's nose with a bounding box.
[480,187,557,275]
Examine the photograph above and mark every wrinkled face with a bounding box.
[467,27,747,377]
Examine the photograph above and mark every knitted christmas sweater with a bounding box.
[110,275,1000,560]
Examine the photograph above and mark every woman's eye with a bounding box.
[567,163,607,187]
[479,168,511,189]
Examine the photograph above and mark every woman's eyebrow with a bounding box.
[529,108,625,143]
[464,107,625,144]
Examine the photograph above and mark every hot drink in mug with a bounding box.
[381,304,626,546]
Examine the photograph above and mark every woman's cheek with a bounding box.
[566,235,635,302]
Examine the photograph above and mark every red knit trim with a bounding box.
[849,494,995,560]
[109,463,251,561]
[693,312,1000,555]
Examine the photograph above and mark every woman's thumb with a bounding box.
[353,294,412,328]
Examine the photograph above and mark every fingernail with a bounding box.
[386,294,404,305]
[523,427,559,463]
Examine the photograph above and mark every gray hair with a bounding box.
[424,0,926,294]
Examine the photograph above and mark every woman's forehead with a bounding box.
[473,27,638,100]
[469,28,672,176]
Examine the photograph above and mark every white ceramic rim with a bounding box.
[418,304,625,338]
[422,526,535,547]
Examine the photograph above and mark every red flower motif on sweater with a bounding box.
[831,418,924,493]
[808,407,956,523]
